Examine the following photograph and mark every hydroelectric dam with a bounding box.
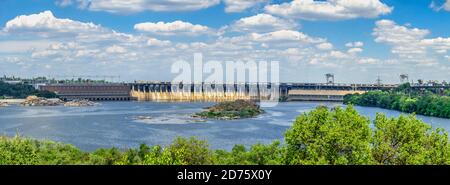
[128,82,398,102]
[40,81,448,102]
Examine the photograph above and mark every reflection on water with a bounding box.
[0,101,449,151]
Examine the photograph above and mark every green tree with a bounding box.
[371,114,450,165]
[0,81,57,98]
[284,106,373,165]
[213,141,284,165]
[143,137,213,165]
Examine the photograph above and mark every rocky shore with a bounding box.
[20,96,64,106]
[193,100,264,120]
[0,102,8,107]
[5,96,97,107]
[64,99,98,107]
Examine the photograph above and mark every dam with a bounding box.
[37,82,400,102]
[35,81,406,102]
[129,82,397,102]
[130,82,279,102]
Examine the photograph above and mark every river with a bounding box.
[0,101,449,151]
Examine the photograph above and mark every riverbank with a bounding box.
[0,97,97,107]
[344,90,450,119]
[0,99,25,104]
[0,102,8,107]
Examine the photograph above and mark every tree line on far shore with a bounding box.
[344,83,450,118]
[1,105,449,165]
[0,81,57,99]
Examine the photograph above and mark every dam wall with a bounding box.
[38,82,398,102]
[130,83,279,102]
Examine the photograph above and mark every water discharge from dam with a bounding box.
[130,83,279,102]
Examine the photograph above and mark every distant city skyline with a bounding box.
[1,0,450,83]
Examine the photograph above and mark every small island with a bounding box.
[193,100,264,120]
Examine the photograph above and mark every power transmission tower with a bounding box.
[325,73,335,84]
[400,74,409,84]
[376,76,382,86]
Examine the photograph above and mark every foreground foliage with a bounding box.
[1,106,449,165]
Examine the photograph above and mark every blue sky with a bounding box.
[1,0,450,83]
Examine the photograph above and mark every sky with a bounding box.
[1,0,450,83]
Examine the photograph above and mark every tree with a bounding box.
[372,114,450,165]
[213,141,284,165]
[0,81,57,98]
[143,137,213,165]
[284,106,373,165]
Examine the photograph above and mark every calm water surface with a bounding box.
[0,101,449,151]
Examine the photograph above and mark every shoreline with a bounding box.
[0,98,61,103]
[0,99,26,104]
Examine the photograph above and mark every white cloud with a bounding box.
[430,0,450,11]
[134,21,212,36]
[249,30,325,43]
[373,19,450,64]
[74,49,100,58]
[58,0,221,13]
[344,41,363,54]
[357,58,378,64]
[423,37,450,53]
[3,10,103,36]
[230,13,298,33]
[0,40,56,53]
[147,38,171,47]
[1,11,157,64]
[58,0,269,14]
[329,50,349,59]
[316,42,333,50]
[106,45,127,53]
[31,42,82,58]
[373,19,430,58]
[223,0,268,13]
[265,0,392,21]
[55,0,73,7]
[347,47,363,54]
[345,41,363,48]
